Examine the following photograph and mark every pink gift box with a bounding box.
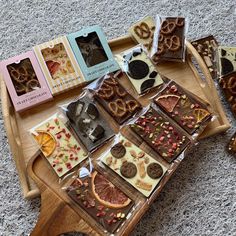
[0,51,52,112]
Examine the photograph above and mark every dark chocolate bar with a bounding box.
[131,107,190,163]
[154,81,212,134]
[191,35,218,79]
[152,17,186,63]
[228,132,236,154]
[94,74,141,125]
[219,72,236,117]
[67,169,134,233]
[66,96,115,152]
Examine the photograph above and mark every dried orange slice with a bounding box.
[155,94,180,112]
[91,171,131,209]
[194,108,210,123]
[33,130,56,157]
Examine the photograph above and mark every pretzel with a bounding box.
[97,82,114,100]
[157,44,165,55]
[134,22,152,39]
[175,18,185,27]
[164,35,181,51]
[160,20,176,35]
[104,76,118,86]
[9,66,29,83]
[152,53,160,64]
[115,86,127,97]
[108,99,127,117]
[126,100,140,112]
[158,33,164,42]
[26,79,40,92]
[227,76,236,95]
[14,82,26,94]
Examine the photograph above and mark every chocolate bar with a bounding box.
[219,72,236,117]
[191,35,218,79]
[128,16,156,53]
[118,46,164,95]
[30,114,87,177]
[152,17,186,63]
[94,74,141,125]
[131,107,190,163]
[154,81,212,134]
[217,46,236,77]
[66,96,115,151]
[228,132,236,153]
[67,168,134,233]
[102,135,167,197]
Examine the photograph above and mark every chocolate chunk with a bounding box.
[221,58,234,76]
[120,162,137,178]
[221,49,227,57]
[149,71,158,78]
[77,117,90,133]
[133,51,142,57]
[86,103,99,119]
[140,79,155,93]
[111,143,126,159]
[88,125,105,142]
[128,60,149,80]
[147,163,163,179]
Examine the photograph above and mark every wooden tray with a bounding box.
[0,35,230,200]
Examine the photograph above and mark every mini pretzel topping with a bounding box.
[164,35,181,51]
[227,76,236,95]
[126,100,140,112]
[160,20,176,35]
[175,18,185,27]
[134,22,152,39]
[108,99,127,117]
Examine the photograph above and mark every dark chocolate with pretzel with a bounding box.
[152,17,186,63]
[219,72,236,117]
[94,73,141,125]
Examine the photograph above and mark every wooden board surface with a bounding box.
[0,35,230,199]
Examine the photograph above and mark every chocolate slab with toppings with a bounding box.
[228,132,236,154]
[67,169,134,233]
[66,96,115,152]
[94,74,141,125]
[152,17,186,63]
[154,81,212,134]
[191,35,218,79]
[217,46,236,77]
[219,72,236,117]
[131,107,190,163]
[102,135,167,197]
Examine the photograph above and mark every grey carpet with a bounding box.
[0,1,236,235]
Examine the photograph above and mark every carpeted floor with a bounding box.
[0,1,235,235]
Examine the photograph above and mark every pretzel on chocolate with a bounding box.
[9,66,29,83]
[164,35,181,51]
[115,86,127,97]
[97,82,114,100]
[160,20,176,35]
[26,79,40,92]
[158,33,164,43]
[104,76,118,86]
[126,100,140,112]
[14,82,26,94]
[108,99,127,117]
[227,76,236,95]
[175,18,185,27]
[134,22,152,39]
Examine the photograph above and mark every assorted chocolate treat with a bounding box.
[131,107,191,163]
[219,72,236,116]
[66,96,115,152]
[152,17,186,63]
[217,46,236,77]
[118,46,164,95]
[191,35,218,79]
[66,168,134,233]
[228,132,236,154]
[154,81,212,134]
[128,16,156,53]
[94,73,141,124]
[102,136,167,197]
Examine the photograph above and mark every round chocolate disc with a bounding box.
[111,143,126,159]
[147,163,163,179]
[120,162,137,178]
[128,60,149,80]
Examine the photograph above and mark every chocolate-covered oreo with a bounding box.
[120,162,137,178]
[147,163,163,179]
[86,103,99,119]
[111,143,126,159]
[89,125,105,142]
[128,60,149,80]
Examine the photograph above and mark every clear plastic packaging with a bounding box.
[59,89,116,153]
[116,45,164,96]
[29,113,88,180]
[151,16,188,64]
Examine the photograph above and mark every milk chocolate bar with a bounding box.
[102,135,167,197]
[118,46,164,95]
[67,168,134,233]
[131,107,190,163]
[66,96,115,151]
[219,72,236,117]
[94,73,141,125]
[191,35,218,79]
[152,17,186,63]
[217,46,236,77]
[154,81,212,134]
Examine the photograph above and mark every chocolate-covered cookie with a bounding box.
[128,60,149,80]
[120,162,137,178]
[111,143,126,159]
[147,163,163,179]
